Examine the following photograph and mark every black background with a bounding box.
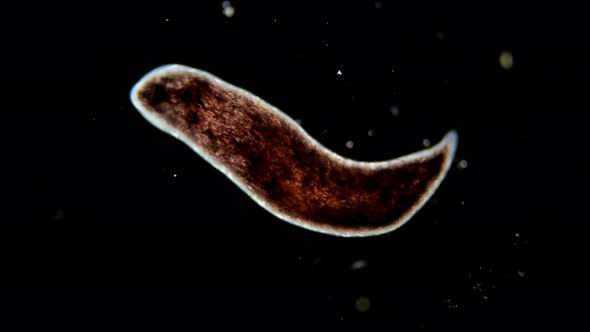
[3,0,589,330]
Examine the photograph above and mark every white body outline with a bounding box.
[131,64,458,237]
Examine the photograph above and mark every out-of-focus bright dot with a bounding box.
[374,1,383,9]
[346,140,354,149]
[355,296,371,312]
[173,173,178,178]
[164,18,170,22]
[499,51,513,70]
[457,159,468,169]
[390,105,400,117]
[423,138,431,147]
[337,69,342,76]
[515,233,520,238]
[53,208,65,221]
[222,1,235,18]
[517,270,526,277]
[367,129,375,137]
[350,259,368,271]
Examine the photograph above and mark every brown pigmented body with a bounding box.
[131,64,457,237]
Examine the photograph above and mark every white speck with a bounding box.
[337,69,342,76]
[390,105,400,116]
[423,138,431,147]
[222,1,235,18]
[444,298,459,309]
[322,40,329,47]
[515,233,520,238]
[355,296,370,312]
[499,50,513,70]
[173,173,177,178]
[346,140,354,149]
[350,259,367,271]
[391,69,395,73]
[457,159,468,169]
[374,1,383,9]
[367,129,375,137]
[460,200,465,205]
[517,270,526,277]
[164,18,170,22]
[273,18,277,23]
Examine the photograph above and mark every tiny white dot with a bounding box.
[222,1,235,17]
[337,70,342,76]
[346,140,354,149]
[423,138,431,147]
[367,129,375,137]
[164,18,170,22]
[457,159,468,169]
[173,173,177,178]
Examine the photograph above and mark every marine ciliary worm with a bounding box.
[130,64,458,237]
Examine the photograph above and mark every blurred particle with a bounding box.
[374,1,383,9]
[517,270,526,277]
[52,208,65,221]
[173,173,178,178]
[355,296,371,312]
[222,1,235,18]
[164,18,170,22]
[322,40,329,47]
[443,298,459,310]
[499,51,514,70]
[422,138,431,147]
[350,259,367,271]
[390,105,400,117]
[295,118,304,125]
[337,69,342,76]
[367,129,375,137]
[345,140,354,149]
[457,159,468,170]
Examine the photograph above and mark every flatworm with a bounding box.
[131,64,457,237]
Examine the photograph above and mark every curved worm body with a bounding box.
[130,64,457,237]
